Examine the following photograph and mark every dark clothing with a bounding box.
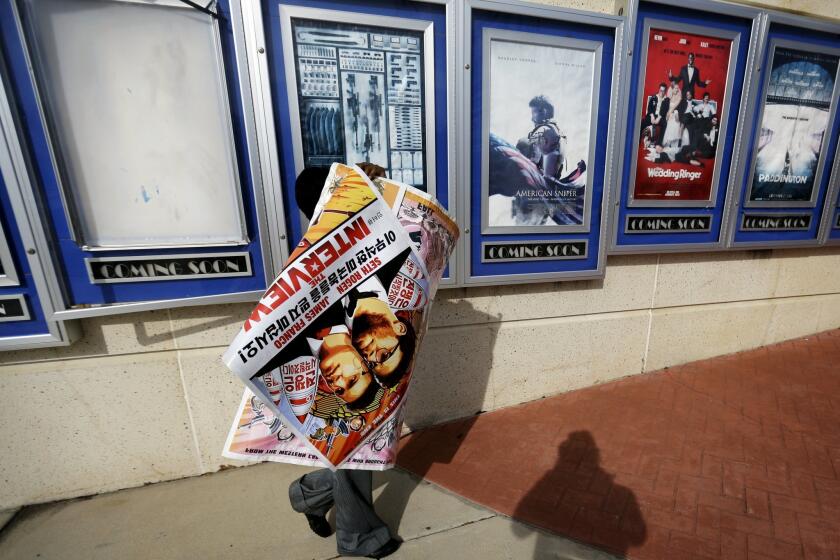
[643,95,670,144]
[289,469,392,556]
[646,95,670,121]
[676,65,707,97]
[674,146,700,164]
[696,127,718,158]
[677,99,698,147]
[654,146,698,164]
[643,95,669,145]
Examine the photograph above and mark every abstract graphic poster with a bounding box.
[291,18,429,190]
[748,47,839,204]
[632,27,733,202]
[222,164,457,469]
[485,35,594,228]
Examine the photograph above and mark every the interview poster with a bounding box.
[223,164,457,469]
[632,27,733,202]
[748,46,839,204]
[485,34,594,228]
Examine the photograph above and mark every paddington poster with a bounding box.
[748,46,839,203]
[632,27,733,202]
[222,164,458,469]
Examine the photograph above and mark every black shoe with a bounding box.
[305,513,332,538]
[366,538,402,559]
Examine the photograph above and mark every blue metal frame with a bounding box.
[0,165,49,336]
[829,153,840,242]
[468,8,614,279]
[0,0,268,306]
[263,0,451,244]
[613,1,752,251]
[731,23,840,246]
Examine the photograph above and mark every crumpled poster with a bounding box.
[222,164,458,469]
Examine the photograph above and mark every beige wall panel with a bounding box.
[489,311,649,409]
[736,0,839,19]
[773,248,840,298]
[654,251,782,308]
[0,353,200,509]
[531,0,617,13]
[432,255,658,328]
[408,311,649,427]
[654,248,840,310]
[762,296,825,345]
[0,310,175,365]
[404,322,500,429]
[646,300,777,371]
[176,347,254,471]
[169,303,252,351]
[816,294,840,332]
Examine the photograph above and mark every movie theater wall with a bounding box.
[0,0,839,350]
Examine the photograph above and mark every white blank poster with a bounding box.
[22,0,247,248]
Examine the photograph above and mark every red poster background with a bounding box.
[632,28,733,201]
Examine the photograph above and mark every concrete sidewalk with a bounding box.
[0,462,615,560]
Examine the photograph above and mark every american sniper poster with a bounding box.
[223,164,458,469]
[484,32,595,229]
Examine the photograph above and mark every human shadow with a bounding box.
[373,295,501,532]
[513,431,646,559]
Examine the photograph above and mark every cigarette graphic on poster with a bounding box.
[748,46,840,204]
[631,26,733,203]
[222,164,458,469]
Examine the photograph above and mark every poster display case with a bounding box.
[609,0,761,254]
[726,11,840,248]
[247,0,459,286]
[0,63,76,348]
[0,0,280,318]
[460,0,624,284]
[818,141,840,245]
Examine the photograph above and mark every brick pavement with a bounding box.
[397,329,840,559]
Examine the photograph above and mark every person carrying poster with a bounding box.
[748,46,840,204]
[221,162,458,559]
[631,27,733,203]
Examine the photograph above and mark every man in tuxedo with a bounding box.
[678,91,698,147]
[670,52,711,98]
[642,83,670,145]
[288,163,402,560]
[697,116,719,158]
[696,92,716,120]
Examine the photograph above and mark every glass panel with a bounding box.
[21,0,247,248]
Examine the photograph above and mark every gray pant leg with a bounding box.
[333,470,392,557]
[288,468,335,517]
[288,469,392,557]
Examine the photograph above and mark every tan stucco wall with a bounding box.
[1,0,839,510]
